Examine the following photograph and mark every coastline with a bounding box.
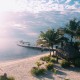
[0,52,50,80]
[0,52,80,80]
[0,52,49,67]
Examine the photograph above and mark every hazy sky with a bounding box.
[0,0,80,43]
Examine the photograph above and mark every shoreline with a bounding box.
[0,52,49,67]
[0,51,49,62]
[0,52,80,80]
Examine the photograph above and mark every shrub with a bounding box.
[50,58,56,63]
[8,77,15,80]
[31,67,46,76]
[31,67,39,76]
[46,62,54,70]
[0,75,15,80]
[61,60,70,68]
[74,58,80,67]
[52,68,57,74]
[36,62,43,68]
[40,56,50,62]
[38,68,46,75]
[64,79,70,80]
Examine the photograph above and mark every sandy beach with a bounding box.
[0,52,80,80]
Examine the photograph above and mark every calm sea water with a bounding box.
[0,38,47,61]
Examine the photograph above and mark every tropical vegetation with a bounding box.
[60,59,70,68]
[37,18,80,62]
[46,62,54,70]
[0,74,15,80]
[31,67,46,76]
[37,29,60,56]
[30,18,80,80]
[65,18,80,43]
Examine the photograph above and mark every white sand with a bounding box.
[0,52,80,80]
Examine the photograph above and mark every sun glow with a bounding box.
[0,0,36,12]
[0,0,15,12]
[0,0,28,12]
[0,0,59,13]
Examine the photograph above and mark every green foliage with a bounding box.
[74,42,80,50]
[52,68,57,75]
[40,56,50,62]
[0,75,15,80]
[65,18,80,42]
[61,60,70,68]
[37,29,61,51]
[40,55,57,63]
[46,62,54,70]
[50,57,56,63]
[36,62,43,68]
[64,79,70,80]
[74,58,80,67]
[31,67,46,76]
[7,77,15,80]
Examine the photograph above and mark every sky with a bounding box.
[0,0,80,43]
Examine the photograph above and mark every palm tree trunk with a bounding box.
[71,35,73,45]
[51,45,54,56]
[71,37,73,43]
[49,47,51,56]
[53,50,54,56]
[56,46,58,62]
[56,55,58,63]
[61,41,63,48]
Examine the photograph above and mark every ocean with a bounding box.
[0,38,47,61]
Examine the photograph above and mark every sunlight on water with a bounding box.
[0,37,47,61]
[0,14,39,61]
[0,12,48,61]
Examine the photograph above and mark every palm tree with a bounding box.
[37,36,52,55]
[57,28,69,48]
[76,21,80,39]
[65,18,80,43]
[37,29,60,56]
[59,36,69,48]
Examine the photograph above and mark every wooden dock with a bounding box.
[17,40,57,51]
[17,44,55,51]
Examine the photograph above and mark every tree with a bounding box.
[76,21,80,39]
[57,28,69,48]
[37,29,60,56]
[59,36,69,48]
[65,18,80,43]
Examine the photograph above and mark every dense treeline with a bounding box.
[37,18,80,49]
[37,18,80,64]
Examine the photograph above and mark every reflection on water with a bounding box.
[0,38,47,61]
